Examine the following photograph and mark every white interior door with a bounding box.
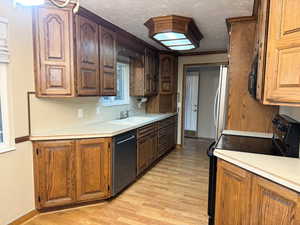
[184,72,200,133]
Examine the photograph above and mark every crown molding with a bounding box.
[0,17,9,64]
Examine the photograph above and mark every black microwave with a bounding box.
[248,54,258,99]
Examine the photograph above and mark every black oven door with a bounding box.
[207,141,217,225]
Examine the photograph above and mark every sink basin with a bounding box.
[108,116,152,126]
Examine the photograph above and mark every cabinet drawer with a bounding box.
[138,123,156,138]
[159,116,176,129]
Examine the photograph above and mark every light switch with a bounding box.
[78,108,84,119]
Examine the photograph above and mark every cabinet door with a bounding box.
[159,54,174,94]
[215,160,251,225]
[130,56,145,96]
[250,175,300,225]
[137,137,152,175]
[76,15,100,96]
[33,6,75,97]
[264,0,300,105]
[75,138,110,202]
[255,0,270,101]
[150,51,159,95]
[34,140,76,209]
[148,132,158,164]
[100,26,117,96]
[144,49,152,96]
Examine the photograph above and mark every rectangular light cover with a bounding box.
[153,32,186,41]
[14,0,45,6]
[169,45,195,51]
[161,39,192,46]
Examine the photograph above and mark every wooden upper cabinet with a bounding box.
[215,160,251,225]
[226,19,278,133]
[130,54,145,96]
[76,15,100,96]
[100,26,117,96]
[33,5,118,98]
[159,54,175,94]
[254,0,270,101]
[264,0,300,105]
[145,48,158,96]
[250,175,300,225]
[131,48,158,97]
[33,140,76,209]
[75,138,111,202]
[33,5,75,97]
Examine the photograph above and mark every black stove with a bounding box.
[215,134,280,155]
[207,114,300,225]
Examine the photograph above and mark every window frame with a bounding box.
[0,17,15,153]
[101,62,130,107]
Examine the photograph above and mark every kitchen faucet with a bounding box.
[120,110,129,119]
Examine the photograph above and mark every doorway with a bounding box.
[183,65,221,141]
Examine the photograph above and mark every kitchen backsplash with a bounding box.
[280,106,300,121]
[30,95,146,134]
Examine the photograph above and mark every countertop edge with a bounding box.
[30,113,177,141]
[214,150,300,193]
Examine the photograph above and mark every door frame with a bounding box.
[181,63,227,147]
[184,70,200,138]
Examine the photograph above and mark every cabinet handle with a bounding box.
[116,135,136,145]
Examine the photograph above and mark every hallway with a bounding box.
[25,138,210,225]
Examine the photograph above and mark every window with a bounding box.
[0,102,3,143]
[0,61,12,152]
[0,17,14,153]
[101,62,130,106]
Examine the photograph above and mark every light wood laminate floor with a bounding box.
[24,138,211,225]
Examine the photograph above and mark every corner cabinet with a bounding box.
[75,138,111,202]
[33,138,111,209]
[33,4,117,97]
[256,0,300,105]
[215,159,300,225]
[146,53,178,113]
[130,48,158,97]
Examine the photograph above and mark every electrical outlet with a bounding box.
[77,108,84,119]
[96,106,101,115]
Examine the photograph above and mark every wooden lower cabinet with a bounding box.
[75,138,111,202]
[250,176,300,225]
[137,116,177,175]
[33,138,111,209]
[158,117,177,157]
[215,159,300,225]
[33,140,76,209]
[137,124,158,175]
[215,160,252,225]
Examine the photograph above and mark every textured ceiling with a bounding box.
[81,0,254,52]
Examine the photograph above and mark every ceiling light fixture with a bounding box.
[14,0,80,13]
[145,15,203,51]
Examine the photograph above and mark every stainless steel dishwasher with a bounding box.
[112,130,137,196]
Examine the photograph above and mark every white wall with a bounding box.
[197,67,220,139]
[0,1,36,224]
[30,96,145,135]
[0,1,145,224]
[178,54,228,144]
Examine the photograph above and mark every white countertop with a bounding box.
[214,149,300,193]
[222,130,273,138]
[30,113,177,141]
